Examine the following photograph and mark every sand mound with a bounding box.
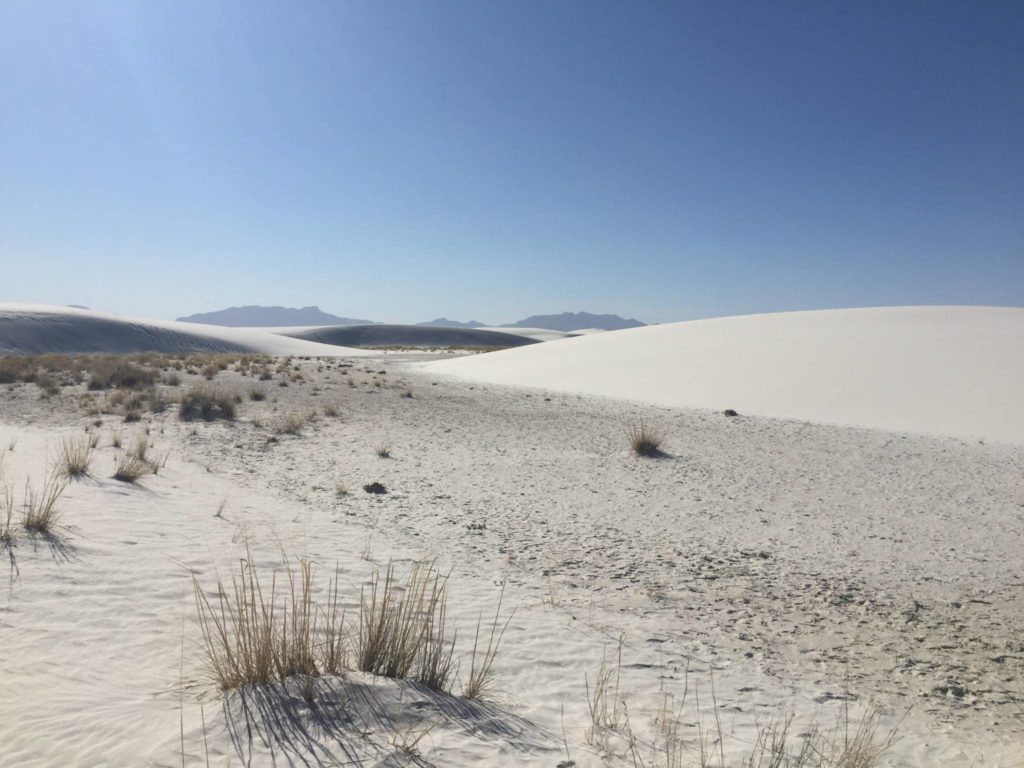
[0,304,367,356]
[285,323,540,348]
[426,306,1024,442]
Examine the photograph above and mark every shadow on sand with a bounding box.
[222,675,557,767]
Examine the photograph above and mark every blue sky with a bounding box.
[1,1,1021,324]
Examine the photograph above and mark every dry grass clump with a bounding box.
[626,419,665,457]
[113,452,151,483]
[86,359,158,391]
[193,549,346,690]
[374,443,391,458]
[179,384,236,422]
[274,412,308,435]
[57,434,95,478]
[356,561,509,698]
[22,471,69,534]
[357,561,456,691]
[583,649,899,768]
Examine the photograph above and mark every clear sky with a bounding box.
[1,1,1021,324]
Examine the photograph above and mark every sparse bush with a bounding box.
[375,443,391,458]
[627,419,665,457]
[363,482,387,494]
[87,359,158,391]
[248,387,266,401]
[163,371,182,387]
[275,412,307,435]
[110,427,123,448]
[58,435,94,478]
[179,384,236,422]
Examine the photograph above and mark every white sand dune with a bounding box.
[426,306,1024,443]
[0,304,368,357]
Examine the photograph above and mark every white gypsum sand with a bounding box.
[424,306,1024,443]
[0,319,1020,765]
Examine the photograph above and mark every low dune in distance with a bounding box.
[425,306,1024,443]
[0,304,369,357]
[284,323,541,348]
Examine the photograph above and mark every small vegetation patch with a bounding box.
[193,547,346,690]
[22,471,69,534]
[179,384,236,422]
[363,482,388,495]
[113,453,151,483]
[274,412,308,435]
[57,434,94,478]
[87,359,158,391]
[626,419,666,457]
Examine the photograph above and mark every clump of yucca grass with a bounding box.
[22,470,69,534]
[374,443,391,458]
[626,418,665,457]
[113,451,151,483]
[179,384,236,422]
[57,434,95,479]
[192,547,346,690]
[109,427,123,449]
[357,561,457,691]
[248,387,266,401]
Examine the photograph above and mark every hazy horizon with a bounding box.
[2,2,1021,324]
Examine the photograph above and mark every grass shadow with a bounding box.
[221,675,557,767]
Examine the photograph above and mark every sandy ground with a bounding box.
[0,355,1021,766]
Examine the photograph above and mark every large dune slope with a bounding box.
[425,306,1024,443]
[0,304,368,356]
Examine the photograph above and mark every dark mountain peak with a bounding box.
[504,311,645,332]
[416,318,486,328]
[177,305,375,327]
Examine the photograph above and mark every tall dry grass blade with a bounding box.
[463,583,513,701]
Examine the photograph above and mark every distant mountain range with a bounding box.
[504,312,645,331]
[178,306,645,331]
[417,318,486,328]
[177,306,375,327]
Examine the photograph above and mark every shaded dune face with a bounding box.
[0,311,253,355]
[286,324,540,348]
